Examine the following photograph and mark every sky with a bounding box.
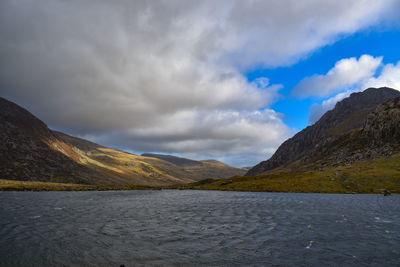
[1,0,400,167]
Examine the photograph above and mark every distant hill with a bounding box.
[247,87,400,175]
[0,97,245,186]
[142,153,246,180]
[141,153,202,166]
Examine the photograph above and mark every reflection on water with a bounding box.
[0,190,399,266]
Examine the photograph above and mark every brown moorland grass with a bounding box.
[168,153,400,194]
[1,153,399,193]
[0,179,161,191]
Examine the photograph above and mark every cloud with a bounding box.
[90,109,293,167]
[308,59,400,124]
[363,61,400,89]
[293,55,382,98]
[0,0,397,166]
[224,0,393,68]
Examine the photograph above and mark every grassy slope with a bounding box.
[2,153,399,193]
[0,179,161,191]
[49,133,245,186]
[169,152,400,193]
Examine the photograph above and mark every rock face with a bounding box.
[0,97,245,185]
[247,87,400,175]
[362,97,400,144]
[304,96,400,167]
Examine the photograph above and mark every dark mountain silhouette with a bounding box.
[0,97,111,184]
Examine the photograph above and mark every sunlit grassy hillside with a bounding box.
[46,132,246,186]
[0,95,245,186]
[169,153,400,193]
[2,152,399,193]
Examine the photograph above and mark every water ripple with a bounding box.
[0,191,399,266]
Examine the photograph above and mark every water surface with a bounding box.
[0,190,399,266]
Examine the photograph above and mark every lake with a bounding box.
[0,190,399,266]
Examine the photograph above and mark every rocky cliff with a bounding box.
[297,96,400,168]
[247,87,400,175]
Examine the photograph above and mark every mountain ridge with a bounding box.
[177,90,400,193]
[0,97,245,185]
[247,87,400,175]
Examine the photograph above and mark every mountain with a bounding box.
[142,153,245,180]
[179,89,400,193]
[142,153,203,166]
[0,97,245,186]
[303,95,400,168]
[247,87,400,175]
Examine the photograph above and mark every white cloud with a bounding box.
[363,62,400,89]
[0,1,397,166]
[308,59,400,124]
[293,55,382,98]
[88,109,293,167]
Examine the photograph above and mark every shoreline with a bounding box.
[0,179,397,194]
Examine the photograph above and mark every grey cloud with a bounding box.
[224,0,392,68]
[89,109,292,155]
[0,0,396,166]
